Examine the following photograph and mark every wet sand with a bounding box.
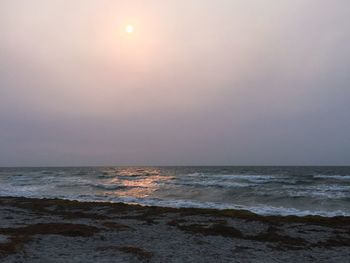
[0,196,349,263]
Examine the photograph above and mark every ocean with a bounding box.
[0,166,349,217]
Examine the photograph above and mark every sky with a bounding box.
[0,0,350,166]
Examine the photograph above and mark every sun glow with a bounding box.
[125,24,135,34]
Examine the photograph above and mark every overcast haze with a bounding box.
[1,0,350,166]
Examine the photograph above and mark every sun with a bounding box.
[125,24,135,34]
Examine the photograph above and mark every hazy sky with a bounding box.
[1,0,350,166]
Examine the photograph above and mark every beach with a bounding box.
[0,196,349,263]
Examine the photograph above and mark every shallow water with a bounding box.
[0,166,349,217]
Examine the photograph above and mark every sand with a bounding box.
[0,197,349,263]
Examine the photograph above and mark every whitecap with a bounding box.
[314,175,350,180]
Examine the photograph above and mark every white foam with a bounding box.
[198,174,288,184]
[286,190,348,199]
[215,174,281,179]
[314,175,350,180]
[175,180,254,188]
[282,184,350,199]
[75,196,350,217]
[1,186,348,217]
[0,184,50,198]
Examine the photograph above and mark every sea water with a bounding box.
[0,166,349,217]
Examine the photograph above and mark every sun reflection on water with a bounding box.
[100,167,173,198]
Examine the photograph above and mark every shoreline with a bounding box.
[0,196,349,262]
[1,195,348,218]
[1,195,349,221]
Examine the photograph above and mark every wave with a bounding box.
[58,196,350,217]
[283,184,350,192]
[314,175,350,180]
[173,180,255,188]
[87,183,132,191]
[185,173,283,179]
[1,187,348,217]
[98,173,116,179]
[183,173,289,184]
[0,184,51,197]
[55,181,134,191]
[214,174,282,179]
[285,190,348,199]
